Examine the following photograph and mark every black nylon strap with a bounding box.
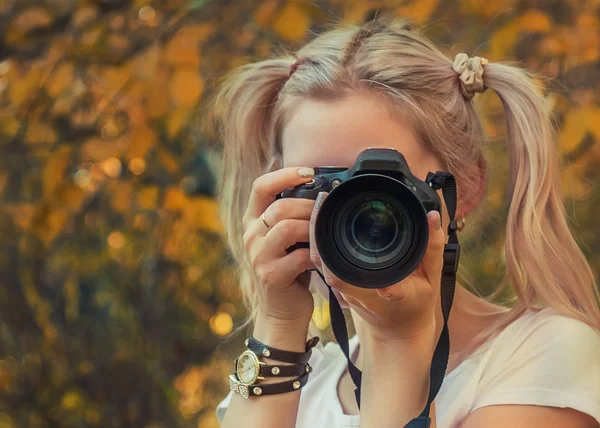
[420,172,459,420]
[316,171,459,427]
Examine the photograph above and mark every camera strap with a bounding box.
[313,171,459,428]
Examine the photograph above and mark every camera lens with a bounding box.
[352,201,398,252]
[314,174,434,289]
[336,193,412,269]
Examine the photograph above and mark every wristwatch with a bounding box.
[234,349,311,386]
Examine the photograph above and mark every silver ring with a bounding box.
[261,212,271,229]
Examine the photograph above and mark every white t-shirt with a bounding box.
[216,308,600,427]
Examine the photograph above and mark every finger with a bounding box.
[308,192,357,295]
[244,167,315,229]
[318,260,356,296]
[261,198,316,232]
[260,219,311,260]
[420,210,446,285]
[309,192,328,269]
[254,249,314,291]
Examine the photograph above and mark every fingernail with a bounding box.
[298,167,314,178]
[433,211,441,231]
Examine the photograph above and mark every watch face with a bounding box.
[235,351,259,385]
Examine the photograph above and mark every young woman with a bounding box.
[207,18,600,428]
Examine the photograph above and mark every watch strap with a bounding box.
[229,370,310,399]
[260,362,310,378]
[246,336,319,364]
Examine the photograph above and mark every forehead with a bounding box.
[280,94,428,169]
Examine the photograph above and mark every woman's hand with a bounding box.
[242,167,318,328]
[309,191,446,344]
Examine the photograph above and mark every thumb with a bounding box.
[421,210,446,285]
[309,192,329,269]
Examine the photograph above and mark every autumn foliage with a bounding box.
[0,0,598,427]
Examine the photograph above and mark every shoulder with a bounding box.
[478,307,600,386]
[470,308,600,425]
[485,308,600,368]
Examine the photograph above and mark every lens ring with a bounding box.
[350,203,399,254]
[335,193,414,270]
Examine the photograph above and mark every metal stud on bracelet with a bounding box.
[229,370,310,399]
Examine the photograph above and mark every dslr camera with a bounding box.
[278,148,441,289]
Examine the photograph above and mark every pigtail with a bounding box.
[204,58,292,331]
[482,63,600,330]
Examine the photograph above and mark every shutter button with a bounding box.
[304,179,315,189]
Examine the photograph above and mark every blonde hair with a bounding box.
[204,18,600,352]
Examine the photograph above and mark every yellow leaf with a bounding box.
[51,94,74,117]
[133,42,161,81]
[126,124,157,159]
[25,120,57,145]
[137,186,159,210]
[170,69,204,107]
[5,6,53,45]
[80,137,126,162]
[558,106,600,155]
[342,2,377,25]
[43,146,71,197]
[183,197,222,232]
[489,11,551,59]
[73,5,99,29]
[273,3,310,41]
[106,34,130,55]
[516,9,552,32]
[54,184,85,214]
[46,62,74,97]
[460,0,518,17]
[255,0,279,28]
[159,148,179,174]
[4,204,36,230]
[0,112,21,138]
[33,208,69,246]
[167,106,193,137]
[486,188,504,211]
[100,65,132,93]
[61,391,84,410]
[396,0,439,25]
[80,26,103,47]
[312,301,330,330]
[145,68,170,118]
[164,187,188,211]
[10,67,42,108]
[164,24,215,66]
[489,20,520,59]
[109,181,133,213]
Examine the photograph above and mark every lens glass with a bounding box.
[337,194,412,268]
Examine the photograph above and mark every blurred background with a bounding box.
[0,0,598,427]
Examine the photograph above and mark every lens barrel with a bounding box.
[315,174,430,289]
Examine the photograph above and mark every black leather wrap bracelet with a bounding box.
[229,369,311,399]
[246,336,320,364]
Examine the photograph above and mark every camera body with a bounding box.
[278,148,441,289]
